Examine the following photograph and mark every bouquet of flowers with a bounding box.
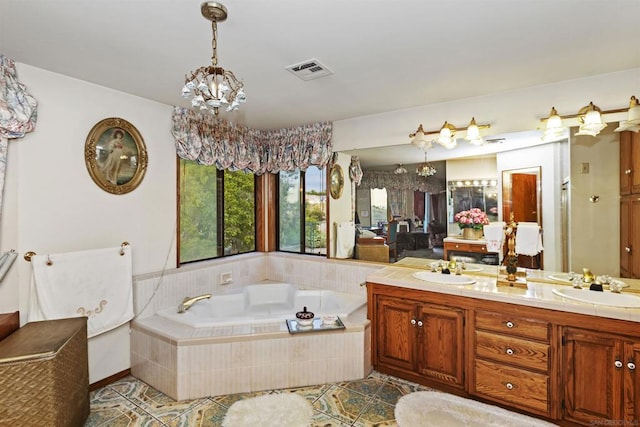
[454,208,489,230]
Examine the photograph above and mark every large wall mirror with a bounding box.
[334,126,622,276]
[501,167,541,226]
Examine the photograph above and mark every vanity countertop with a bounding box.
[367,263,640,323]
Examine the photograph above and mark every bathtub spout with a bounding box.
[178,293,212,313]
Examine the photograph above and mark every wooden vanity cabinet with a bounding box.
[620,130,640,196]
[469,309,555,418]
[562,328,640,425]
[370,286,465,390]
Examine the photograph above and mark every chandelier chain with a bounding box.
[211,21,218,66]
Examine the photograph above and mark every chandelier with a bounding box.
[182,2,246,115]
[416,153,437,177]
[393,164,407,175]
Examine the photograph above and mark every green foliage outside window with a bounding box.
[179,159,255,263]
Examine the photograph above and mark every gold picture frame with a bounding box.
[84,117,148,194]
[329,164,344,199]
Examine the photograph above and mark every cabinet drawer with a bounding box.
[475,310,550,342]
[474,359,549,415]
[445,242,487,253]
[475,330,550,372]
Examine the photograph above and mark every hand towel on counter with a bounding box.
[335,221,356,259]
[515,222,544,256]
[29,245,134,338]
[483,222,505,253]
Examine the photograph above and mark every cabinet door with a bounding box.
[563,328,624,424]
[415,304,465,388]
[621,196,632,277]
[375,295,417,372]
[623,341,640,423]
[632,132,640,194]
[620,131,632,195]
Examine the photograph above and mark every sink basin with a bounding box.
[412,271,476,285]
[552,288,640,308]
[548,274,572,283]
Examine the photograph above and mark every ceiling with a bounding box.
[1,0,638,167]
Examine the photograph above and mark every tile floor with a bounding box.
[85,370,434,426]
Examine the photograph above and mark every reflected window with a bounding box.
[370,188,388,226]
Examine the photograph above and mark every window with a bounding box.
[370,188,388,226]
[179,159,256,263]
[278,166,327,255]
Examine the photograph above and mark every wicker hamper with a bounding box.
[0,317,89,427]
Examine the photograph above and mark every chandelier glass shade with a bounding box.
[416,153,437,177]
[541,107,566,142]
[614,96,640,132]
[182,2,246,115]
[575,102,606,137]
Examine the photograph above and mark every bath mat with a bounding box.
[222,393,313,427]
[395,391,557,427]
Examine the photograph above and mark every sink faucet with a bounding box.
[178,293,212,313]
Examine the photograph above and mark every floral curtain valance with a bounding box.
[171,106,333,174]
[359,170,441,193]
[0,54,38,218]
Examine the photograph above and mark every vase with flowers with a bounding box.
[454,208,489,240]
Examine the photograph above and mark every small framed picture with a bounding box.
[84,117,148,194]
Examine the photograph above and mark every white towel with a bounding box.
[515,223,544,256]
[28,245,134,338]
[335,222,355,259]
[484,222,505,253]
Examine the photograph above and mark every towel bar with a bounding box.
[24,241,130,262]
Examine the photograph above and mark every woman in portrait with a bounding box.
[101,129,126,185]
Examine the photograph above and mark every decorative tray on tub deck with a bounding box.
[286,317,345,334]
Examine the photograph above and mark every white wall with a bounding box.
[332,69,639,156]
[569,126,619,276]
[496,142,564,272]
[0,64,177,381]
[329,152,354,258]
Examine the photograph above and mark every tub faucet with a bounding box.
[178,293,212,313]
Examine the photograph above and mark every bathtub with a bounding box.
[157,282,367,327]
[132,281,372,400]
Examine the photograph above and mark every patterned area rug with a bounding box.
[395,391,557,426]
[222,393,313,427]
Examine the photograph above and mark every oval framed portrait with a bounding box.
[84,117,148,194]
[329,164,344,199]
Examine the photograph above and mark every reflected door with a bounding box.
[510,173,538,222]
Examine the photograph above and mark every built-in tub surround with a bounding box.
[131,253,380,400]
[132,306,370,400]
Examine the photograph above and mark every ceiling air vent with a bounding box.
[285,58,334,81]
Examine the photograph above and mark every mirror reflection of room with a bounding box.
[354,162,447,262]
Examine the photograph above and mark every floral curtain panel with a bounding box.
[171,106,333,174]
[359,170,441,194]
[0,55,38,217]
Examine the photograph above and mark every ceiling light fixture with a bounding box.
[393,164,408,175]
[409,119,490,150]
[540,96,637,139]
[416,153,437,177]
[182,2,246,115]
